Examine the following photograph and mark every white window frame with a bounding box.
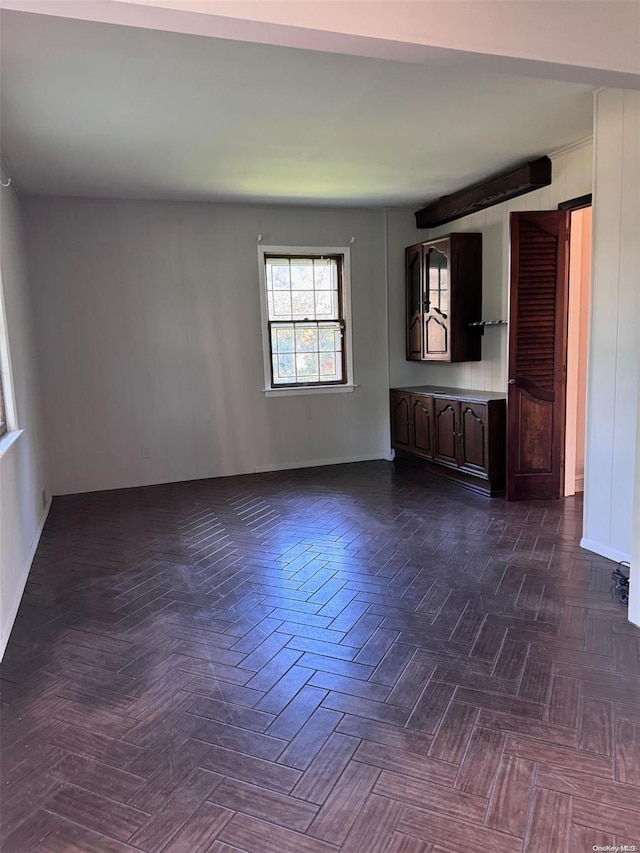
[257,245,356,397]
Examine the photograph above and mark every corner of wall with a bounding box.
[0,181,51,661]
[0,496,51,660]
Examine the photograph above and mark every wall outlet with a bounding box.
[41,488,47,510]
[142,446,152,458]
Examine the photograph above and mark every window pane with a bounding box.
[315,291,334,317]
[296,352,319,379]
[290,259,314,290]
[295,325,318,353]
[268,262,291,291]
[273,326,295,353]
[272,292,292,318]
[318,328,335,351]
[291,291,315,318]
[269,320,342,386]
[265,256,339,322]
[313,261,333,289]
[320,354,337,379]
[274,353,295,384]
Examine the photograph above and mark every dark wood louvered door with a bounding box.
[507,211,570,500]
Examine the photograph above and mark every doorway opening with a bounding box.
[563,200,592,497]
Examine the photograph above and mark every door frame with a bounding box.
[558,194,592,212]
[506,196,593,501]
[559,195,593,498]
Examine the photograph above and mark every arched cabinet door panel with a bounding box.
[390,391,411,450]
[459,404,487,474]
[425,315,448,355]
[412,396,433,458]
[433,399,459,467]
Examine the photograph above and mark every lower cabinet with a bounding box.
[411,395,434,457]
[390,386,506,496]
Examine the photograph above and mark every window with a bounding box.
[258,246,354,394]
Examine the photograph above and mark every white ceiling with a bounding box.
[0,9,595,206]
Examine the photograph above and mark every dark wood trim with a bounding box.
[558,194,592,211]
[415,157,552,229]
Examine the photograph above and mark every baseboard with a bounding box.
[254,452,393,474]
[577,540,638,627]
[579,537,630,565]
[0,498,51,661]
[575,476,584,492]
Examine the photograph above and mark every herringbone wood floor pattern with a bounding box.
[1,462,639,853]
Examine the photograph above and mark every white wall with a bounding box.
[389,141,593,393]
[25,199,391,495]
[0,181,48,658]
[582,90,640,579]
[632,375,640,626]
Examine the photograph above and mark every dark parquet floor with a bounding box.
[1,461,639,853]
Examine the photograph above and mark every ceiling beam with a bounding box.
[414,157,552,229]
[1,0,638,88]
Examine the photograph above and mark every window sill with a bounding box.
[264,383,358,398]
[0,428,23,460]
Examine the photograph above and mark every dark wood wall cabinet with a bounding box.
[406,233,482,363]
[391,386,506,496]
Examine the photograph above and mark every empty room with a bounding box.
[0,2,639,852]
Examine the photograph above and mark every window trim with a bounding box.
[0,267,17,439]
[0,372,6,439]
[257,245,355,395]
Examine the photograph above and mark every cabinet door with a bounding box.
[433,398,459,466]
[423,243,451,360]
[410,395,433,458]
[390,391,411,450]
[406,245,424,360]
[459,403,488,475]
